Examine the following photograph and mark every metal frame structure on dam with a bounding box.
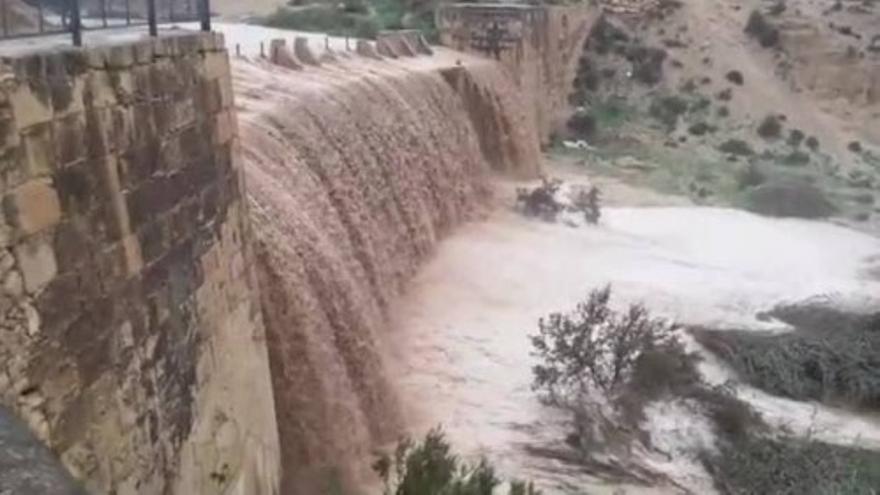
[0,0,211,46]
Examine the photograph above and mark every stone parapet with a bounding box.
[0,31,280,495]
[437,3,601,144]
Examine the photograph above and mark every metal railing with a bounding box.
[2,0,211,46]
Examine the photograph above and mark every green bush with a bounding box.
[263,5,380,38]
[736,162,767,189]
[703,436,880,495]
[691,310,880,408]
[263,0,420,40]
[531,286,679,402]
[745,10,780,47]
[567,110,596,138]
[626,45,667,85]
[742,180,837,218]
[757,115,783,139]
[374,428,541,495]
[788,128,805,147]
[687,122,715,136]
[781,150,810,166]
[718,139,755,156]
[649,95,689,131]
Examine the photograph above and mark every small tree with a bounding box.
[374,428,542,495]
[530,286,678,404]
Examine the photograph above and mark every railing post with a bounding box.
[36,0,43,33]
[200,0,211,32]
[147,0,157,37]
[71,0,82,46]
[2,0,9,39]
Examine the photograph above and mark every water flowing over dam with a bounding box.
[234,47,541,491]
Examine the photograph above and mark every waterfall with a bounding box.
[233,52,540,492]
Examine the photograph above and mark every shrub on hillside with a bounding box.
[744,10,780,48]
[567,110,597,139]
[589,16,630,55]
[626,45,667,85]
[736,162,767,189]
[692,310,880,408]
[725,70,745,85]
[515,179,601,226]
[263,5,380,38]
[718,139,755,156]
[805,135,820,151]
[687,122,715,136]
[757,115,783,139]
[703,436,880,495]
[787,128,805,147]
[743,180,837,218]
[649,95,689,130]
[374,428,541,495]
[780,150,810,166]
[531,287,766,452]
[849,141,864,153]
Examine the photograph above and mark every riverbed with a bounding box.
[386,178,880,494]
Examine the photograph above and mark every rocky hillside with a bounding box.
[561,0,880,230]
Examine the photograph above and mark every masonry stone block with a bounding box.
[85,70,117,109]
[106,71,133,107]
[5,179,62,236]
[203,51,230,81]
[85,106,112,160]
[132,40,155,66]
[9,83,52,131]
[110,106,134,151]
[213,110,234,146]
[195,79,222,116]
[46,55,85,118]
[131,65,154,102]
[107,45,135,70]
[14,235,57,294]
[294,37,321,66]
[0,107,20,155]
[218,76,234,109]
[21,123,54,178]
[0,32,279,495]
[53,113,86,167]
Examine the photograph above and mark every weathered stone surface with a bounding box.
[437,4,601,144]
[5,179,62,235]
[268,39,303,70]
[21,123,54,178]
[356,40,382,60]
[9,83,52,130]
[294,37,321,66]
[203,50,230,80]
[14,234,57,293]
[0,32,280,495]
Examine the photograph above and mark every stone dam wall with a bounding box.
[0,16,573,494]
[437,3,602,144]
[0,32,279,494]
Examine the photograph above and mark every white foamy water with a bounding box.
[387,203,880,494]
